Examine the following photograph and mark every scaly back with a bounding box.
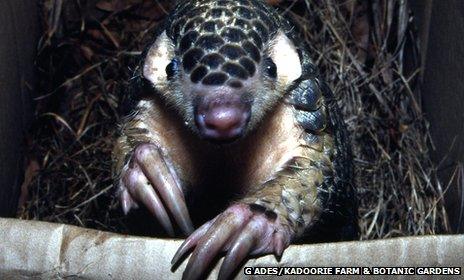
[166,0,281,88]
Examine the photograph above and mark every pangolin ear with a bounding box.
[268,31,302,86]
[143,31,176,88]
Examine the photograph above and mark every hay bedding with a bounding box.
[20,0,450,239]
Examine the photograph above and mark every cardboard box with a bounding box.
[409,0,464,233]
[1,218,462,279]
[0,0,38,217]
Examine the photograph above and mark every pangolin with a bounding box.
[112,0,358,279]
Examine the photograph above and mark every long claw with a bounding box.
[124,166,175,236]
[120,187,136,215]
[182,214,243,280]
[274,231,285,259]
[165,159,185,195]
[218,227,256,280]
[171,219,215,266]
[135,144,194,235]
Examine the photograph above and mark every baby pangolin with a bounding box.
[112,0,358,279]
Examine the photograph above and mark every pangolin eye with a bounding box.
[264,57,277,79]
[165,58,179,80]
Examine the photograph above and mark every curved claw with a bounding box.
[123,165,175,236]
[173,203,292,280]
[182,213,247,280]
[274,231,285,259]
[218,225,256,280]
[119,187,137,215]
[135,144,194,235]
[171,219,215,266]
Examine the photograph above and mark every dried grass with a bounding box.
[20,0,451,239]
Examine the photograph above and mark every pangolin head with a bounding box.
[142,0,303,143]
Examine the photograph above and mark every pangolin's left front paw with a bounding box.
[171,203,292,280]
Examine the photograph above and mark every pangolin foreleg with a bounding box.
[112,104,194,236]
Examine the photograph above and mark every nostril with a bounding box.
[195,103,250,141]
[194,93,252,141]
[204,107,244,132]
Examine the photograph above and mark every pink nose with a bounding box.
[204,106,244,133]
[195,102,250,142]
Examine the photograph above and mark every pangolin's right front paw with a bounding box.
[118,143,194,236]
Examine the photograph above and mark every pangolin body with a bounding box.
[113,0,358,279]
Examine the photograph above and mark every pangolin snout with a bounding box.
[195,95,251,142]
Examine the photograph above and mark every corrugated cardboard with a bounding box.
[1,218,462,279]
